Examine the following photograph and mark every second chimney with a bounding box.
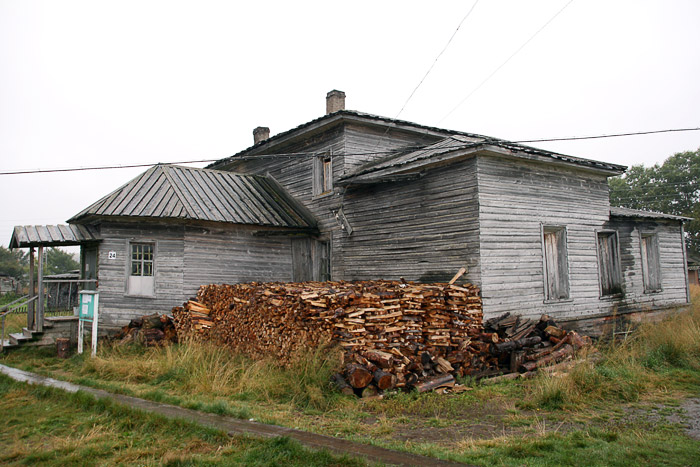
[253,126,270,144]
[326,90,346,114]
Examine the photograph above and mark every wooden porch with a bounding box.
[2,225,100,351]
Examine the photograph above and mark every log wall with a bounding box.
[338,159,481,285]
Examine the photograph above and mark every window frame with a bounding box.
[640,232,662,293]
[596,230,623,298]
[126,241,156,298]
[541,225,571,302]
[313,154,333,197]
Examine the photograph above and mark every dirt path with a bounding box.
[0,364,466,466]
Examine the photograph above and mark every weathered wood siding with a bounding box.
[604,216,689,311]
[476,155,614,321]
[343,123,441,173]
[96,222,186,327]
[97,221,295,327]
[183,224,293,295]
[337,159,481,284]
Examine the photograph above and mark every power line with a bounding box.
[1,126,698,176]
[394,0,480,120]
[513,127,700,144]
[439,0,574,124]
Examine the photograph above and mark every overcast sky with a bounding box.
[2,0,699,251]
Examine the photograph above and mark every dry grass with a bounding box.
[526,286,700,410]
[83,338,346,411]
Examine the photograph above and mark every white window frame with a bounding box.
[596,230,623,297]
[640,232,662,293]
[541,225,571,302]
[127,241,156,297]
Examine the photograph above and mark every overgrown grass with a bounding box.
[525,285,700,410]
[78,338,346,412]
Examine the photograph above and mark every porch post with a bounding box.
[37,246,44,332]
[28,247,35,330]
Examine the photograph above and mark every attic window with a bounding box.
[542,226,570,301]
[313,155,333,196]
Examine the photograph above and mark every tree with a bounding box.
[609,148,700,255]
[44,248,80,276]
[0,247,26,281]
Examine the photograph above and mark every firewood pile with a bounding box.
[172,278,487,395]
[480,312,592,382]
[112,313,178,347]
[171,276,595,396]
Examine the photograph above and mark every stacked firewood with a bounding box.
[481,313,591,382]
[112,313,178,346]
[171,279,487,394]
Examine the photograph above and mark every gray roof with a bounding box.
[209,110,627,175]
[610,206,692,221]
[10,224,101,248]
[68,164,316,229]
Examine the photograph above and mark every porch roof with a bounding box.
[9,224,101,249]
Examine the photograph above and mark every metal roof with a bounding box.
[68,164,316,229]
[208,110,627,175]
[9,224,101,249]
[610,206,692,221]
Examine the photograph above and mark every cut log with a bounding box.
[521,344,574,372]
[331,373,355,396]
[544,325,567,339]
[492,336,542,355]
[346,364,373,389]
[373,369,396,390]
[414,374,455,393]
[364,349,394,368]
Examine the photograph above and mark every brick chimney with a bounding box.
[253,126,270,144]
[326,90,346,114]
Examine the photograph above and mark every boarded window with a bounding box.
[128,243,155,296]
[597,231,622,296]
[313,155,332,195]
[543,226,570,301]
[641,233,661,292]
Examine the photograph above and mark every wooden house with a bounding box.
[13,91,691,334]
[205,90,691,334]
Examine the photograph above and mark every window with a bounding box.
[313,155,332,196]
[597,231,622,296]
[641,233,661,292]
[128,243,155,296]
[542,226,570,301]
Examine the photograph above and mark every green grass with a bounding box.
[2,288,700,465]
[0,373,365,466]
